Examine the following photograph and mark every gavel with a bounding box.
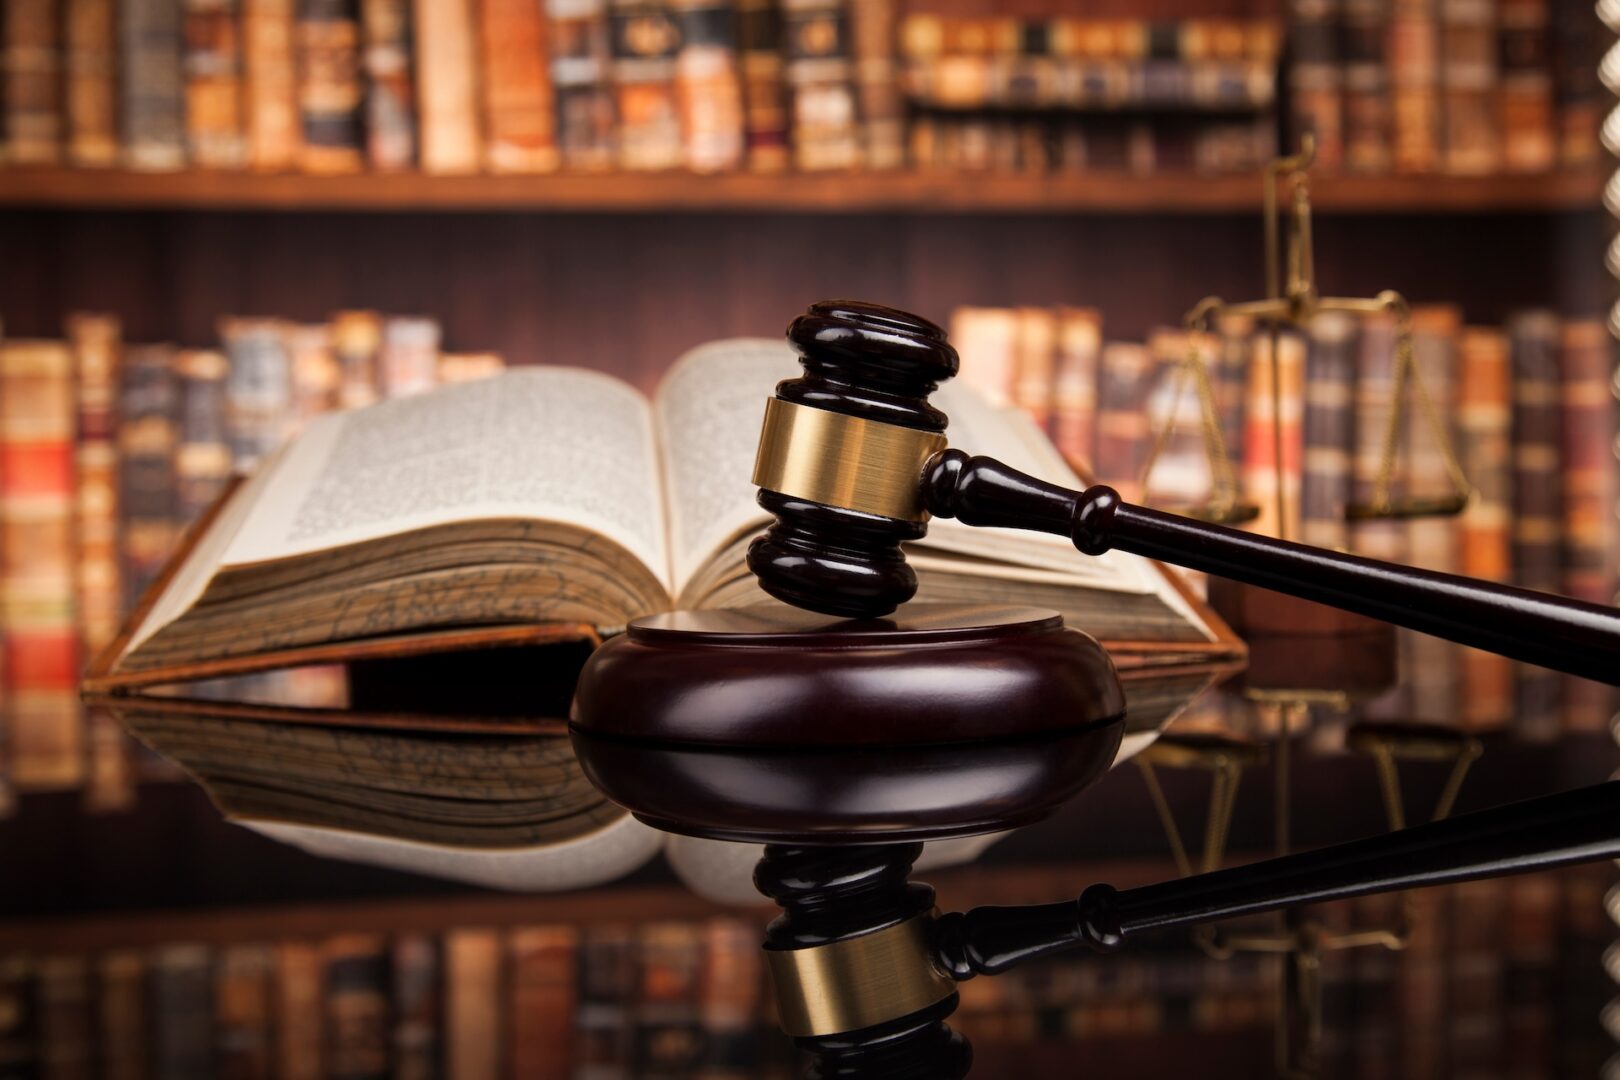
[747,299,1620,685]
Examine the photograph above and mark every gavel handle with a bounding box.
[931,780,1620,979]
[923,451,1620,685]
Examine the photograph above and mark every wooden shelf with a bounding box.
[0,165,1602,214]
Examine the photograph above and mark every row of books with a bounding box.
[0,0,904,175]
[0,312,505,814]
[1287,0,1603,175]
[901,14,1280,176]
[1312,864,1614,1077]
[0,917,783,1079]
[0,866,1608,1077]
[949,303,1619,736]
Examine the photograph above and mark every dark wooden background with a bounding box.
[0,207,1602,392]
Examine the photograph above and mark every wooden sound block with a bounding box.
[570,603,1128,845]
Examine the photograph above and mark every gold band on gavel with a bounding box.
[751,398,947,522]
[766,912,957,1037]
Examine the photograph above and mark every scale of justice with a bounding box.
[568,142,1620,1079]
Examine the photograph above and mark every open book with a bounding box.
[88,338,1238,691]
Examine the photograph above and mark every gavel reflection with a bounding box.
[571,301,1620,1079]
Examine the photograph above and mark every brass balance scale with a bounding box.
[1133,135,1486,1077]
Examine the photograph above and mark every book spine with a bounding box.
[67,315,123,673]
[850,0,901,170]
[1214,312,1251,479]
[214,943,274,1078]
[575,925,637,1077]
[174,348,234,524]
[479,0,559,173]
[413,0,481,173]
[1286,0,1342,170]
[0,956,36,1077]
[331,309,384,408]
[96,950,147,1080]
[116,344,181,620]
[435,351,506,382]
[1446,878,1507,1073]
[1299,311,1357,551]
[1389,0,1440,173]
[185,0,249,168]
[1094,341,1155,502]
[244,0,301,170]
[390,934,441,1080]
[1403,305,1461,722]
[1508,309,1563,740]
[610,0,684,170]
[1454,326,1514,730]
[697,918,762,1077]
[1350,312,1408,563]
[1501,873,1559,1074]
[507,926,578,1079]
[1051,307,1102,474]
[378,316,440,398]
[149,944,216,1078]
[948,306,1017,407]
[220,318,293,470]
[1556,318,1618,733]
[1438,0,1497,174]
[446,928,503,1080]
[1339,0,1392,172]
[735,0,787,171]
[274,941,324,1080]
[323,934,390,1080]
[1397,886,1447,1077]
[1011,307,1056,433]
[360,0,417,170]
[1144,327,1214,510]
[1,341,83,791]
[549,0,617,171]
[1497,0,1556,171]
[284,322,341,433]
[781,0,859,170]
[297,0,364,173]
[37,955,92,1079]
[121,0,188,169]
[1551,0,1603,166]
[634,922,705,1074]
[673,0,744,173]
[70,314,134,813]
[1241,329,1305,541]
[64,0,120,165]
[4,0,64,163]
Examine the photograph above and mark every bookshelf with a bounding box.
[0,166,1603,213]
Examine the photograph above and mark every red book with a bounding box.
[0,341,83,791]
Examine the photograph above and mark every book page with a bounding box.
[221,369,672,592]
[653,338,790,591]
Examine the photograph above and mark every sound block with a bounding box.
[570,603,1127,844]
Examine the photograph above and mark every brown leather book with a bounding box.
[413,0,481,173]
[673,0,744,172]
[64,0,119,165]
[215,944,274,1078]
[735,0,787,171]
[446,929,503,1080]
[244,0,301,170]
[507,926,578,1077]
[611,0,684,170]
[1507,309,1562,740]
[1454,325,1513,730]
[295,0,364,173]
[322,934,390,1080]
[185,0,248,167]
[273,941,324,1080]
[85,338,1239,696]
[479,0,559,173]
[3,0,64,163]
[360,0,416,169]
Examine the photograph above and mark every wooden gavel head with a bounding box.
[747,300,959,617]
